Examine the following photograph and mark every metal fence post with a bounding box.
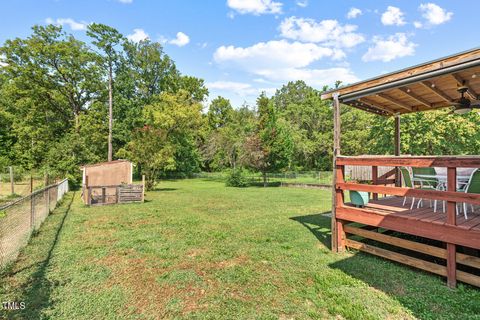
[9,166,14,195]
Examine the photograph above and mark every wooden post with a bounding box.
[336,164,346,252]
[84,175,89,205]
[372,166,378,200]
[45,174,50,213]
[30,175,35,230]
[9,166,14,195]
[142,175,145,202]
[331,93,341,252]
[446,167,457,288]
[101,187,106,204]
[88,187,92,206]
[394,115,401,187]
[116,186,120,204]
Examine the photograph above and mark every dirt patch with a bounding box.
[96,251,218,317]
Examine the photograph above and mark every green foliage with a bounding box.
[225,169,249,187]
[118,91,203,189]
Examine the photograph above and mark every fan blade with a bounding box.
[449,102,462,106]
[470,100,480,106]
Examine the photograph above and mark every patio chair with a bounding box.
[400,167,417,210]
[460,169,480,219]
[412,167,438,209]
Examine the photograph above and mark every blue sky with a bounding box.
[1,0,479,107]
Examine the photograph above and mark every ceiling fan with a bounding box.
[451,84,480,114]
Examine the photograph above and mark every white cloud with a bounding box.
[226,0,282,15]
[207,81,258,95]
[45,17,88,31]
[414,21,423,28]
[127,28,149,42]
[347,8,362,19]
[214,40,345,72]
[362,33,416,62]
[419,3,452,26]
[296,0,308,8]
[255,67,359,86]
[207,81,277,102]
[213,39,359,88]
[381,6,406,26]
[169,32,190,47]
[279,17,364,48]
[117,0,133,3]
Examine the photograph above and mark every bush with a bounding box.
[225,169,249,187]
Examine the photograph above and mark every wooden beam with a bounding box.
[344,225,447,259]
[420,81,453,102]
[451,73,478,100]
[446,167,457,288]
[346,239,447,277]
[377,93,413,111]
[336,156,480,168]
[398,87,432,108]
[349,100,389,116]
[394,115,401,187]
[336,182,480,205]
[336,206,480,250]
[321,48,480,100]
[359,98,395,115]
[331,93,341,252]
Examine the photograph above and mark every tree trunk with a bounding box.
[263,171,267,187]
[107,63,113,162]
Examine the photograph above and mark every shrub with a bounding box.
[225,169,249,187]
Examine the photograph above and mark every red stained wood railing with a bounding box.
[333,155,480,288]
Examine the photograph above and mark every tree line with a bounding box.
[1,24,480,189]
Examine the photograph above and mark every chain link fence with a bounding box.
[0,178,68,269]
[0,166,47,206]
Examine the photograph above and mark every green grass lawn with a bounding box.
[1,179,479,319]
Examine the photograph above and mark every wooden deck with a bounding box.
[351,197,480,232]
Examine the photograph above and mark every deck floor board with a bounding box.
[347,197,480,232]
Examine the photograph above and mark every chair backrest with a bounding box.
[412,167,436,176]
[466,169,480,194]
[400,167,413,188]
[412,167,437,187]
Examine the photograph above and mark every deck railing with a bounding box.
[333,155,480,288]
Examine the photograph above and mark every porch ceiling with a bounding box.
[321,47,480,116]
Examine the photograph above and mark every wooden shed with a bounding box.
[81,160,144,205]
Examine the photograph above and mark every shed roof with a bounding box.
[80,159,131,169]
[321,47,480,116]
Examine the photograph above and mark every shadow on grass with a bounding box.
[153,188,178,192]
[290,213,331,248]
[291,212,480,319]
[7,192,75,319]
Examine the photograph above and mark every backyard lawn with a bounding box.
[1,179,480,319]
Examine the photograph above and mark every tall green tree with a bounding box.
[87,23,124,162]
[118,90,203,188]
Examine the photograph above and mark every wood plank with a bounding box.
[457,271,480,288]
[344,225,447,259]
[359,98,395,115]
[457,252,480,269]
[321,48,480,100]
[398,87,432,108]
[345,239,447,276]
[336,156,480,168]
[336,206,480,249]
[377,93,413,111]
[337,182,480,206]
[458,214,480,229]
[420,81,453,102]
